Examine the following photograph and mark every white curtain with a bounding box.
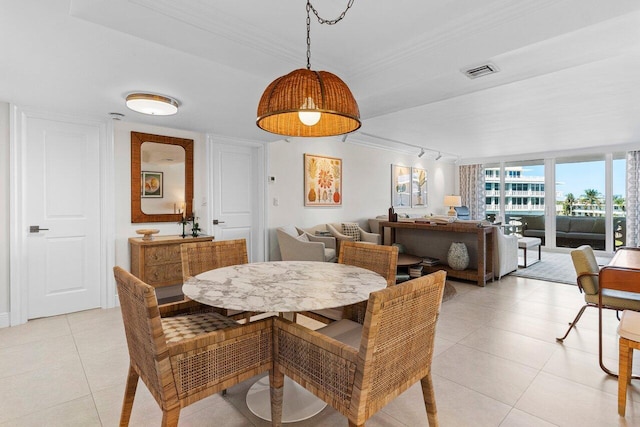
[626,151,640,247]
[459,164,485,220]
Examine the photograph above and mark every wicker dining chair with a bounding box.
[113,267,274,427]
[300,241,399,324]
[180,239,254,321]
[271,270,446,427]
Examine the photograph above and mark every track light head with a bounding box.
[418,148,425,158]
[435,152,442,160]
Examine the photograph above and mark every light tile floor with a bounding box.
[2,275,640,426]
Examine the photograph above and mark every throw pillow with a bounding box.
[341,223,361,241]
[296,233,310,242]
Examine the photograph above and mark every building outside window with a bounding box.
[484,155,626,251]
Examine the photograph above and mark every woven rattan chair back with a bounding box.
[113,266,273,427]
[272,270,445,427]
[338,241,398,286]
[114,266,174,406]
[337,241,399,324]
[180,239,248,281]
[356,270,445,422]
[180,239,252,320]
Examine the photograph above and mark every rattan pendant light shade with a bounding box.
[256,68,361,137]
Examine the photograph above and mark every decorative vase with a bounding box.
[447,242,469,270]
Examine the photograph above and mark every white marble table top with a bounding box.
[182,261,387,313]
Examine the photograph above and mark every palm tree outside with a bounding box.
[563,193,576,216]
[580,188,602,216]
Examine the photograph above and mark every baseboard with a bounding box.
[0,312,9,328]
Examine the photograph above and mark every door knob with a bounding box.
[213,220,226,225]
[29,225,50,233]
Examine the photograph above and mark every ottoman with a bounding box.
[518,237,541,267]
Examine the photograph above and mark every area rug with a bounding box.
[443,281,457,302]
[510,251,611,285]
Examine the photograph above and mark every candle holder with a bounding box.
[178,217,189,238]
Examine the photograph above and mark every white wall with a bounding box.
[0,112,457,321]
[0,102,9,322]
[267,137,456,260]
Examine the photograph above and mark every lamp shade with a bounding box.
[256,68,361,137]
[444,195,462,216]
[444,195,461,207]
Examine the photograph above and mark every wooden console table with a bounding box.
[380,221,494,286]
[129,235,213,288]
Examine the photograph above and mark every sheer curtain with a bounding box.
[626,151,640,247]
[459,164,485,220]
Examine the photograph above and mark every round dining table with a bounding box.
[182,260,387,422]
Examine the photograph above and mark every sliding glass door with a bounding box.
[484,161,545,237]
[483,154,625,252]
[555,157,605,250]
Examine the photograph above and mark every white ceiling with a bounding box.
[2,0,639,161]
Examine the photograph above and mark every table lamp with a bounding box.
[444,195,462,216]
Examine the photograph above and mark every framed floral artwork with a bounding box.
[411,167,427,207]
[304,153,342,206]
[391,164,411,207]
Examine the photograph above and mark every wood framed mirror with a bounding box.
[131,131,194,223]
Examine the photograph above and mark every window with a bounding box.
[484,154,626,251]
[613,157,626,249]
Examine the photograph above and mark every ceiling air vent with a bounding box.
[463,62,499,79]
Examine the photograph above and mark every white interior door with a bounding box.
[23,115,102,319]
[210,141,265,262]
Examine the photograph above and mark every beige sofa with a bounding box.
[276,225,337,262]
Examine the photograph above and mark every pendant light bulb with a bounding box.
[298,97,322,126]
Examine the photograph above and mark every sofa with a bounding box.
[521,215,605,250]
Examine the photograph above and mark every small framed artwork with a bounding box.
[412,167,427,207]
[391,164,411,207]
[304,153,342,206]
[141,171,163,198]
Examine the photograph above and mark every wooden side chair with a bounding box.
[113,267,273,427]
[180,238,254,320]
[618,310,640,416]
[300,241,398,324]
[271,271,446,427]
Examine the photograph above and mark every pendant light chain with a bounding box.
[306,0,356,70]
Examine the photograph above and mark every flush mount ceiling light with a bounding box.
[125,93,179,116]
[256,0,360,137]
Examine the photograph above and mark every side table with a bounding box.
[396,253,424,283]
[517,237,541,267]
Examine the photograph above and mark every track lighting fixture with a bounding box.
[418,148,425,158]
[435,152,442,160]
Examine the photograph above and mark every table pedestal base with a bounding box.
[246,376,327,422]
